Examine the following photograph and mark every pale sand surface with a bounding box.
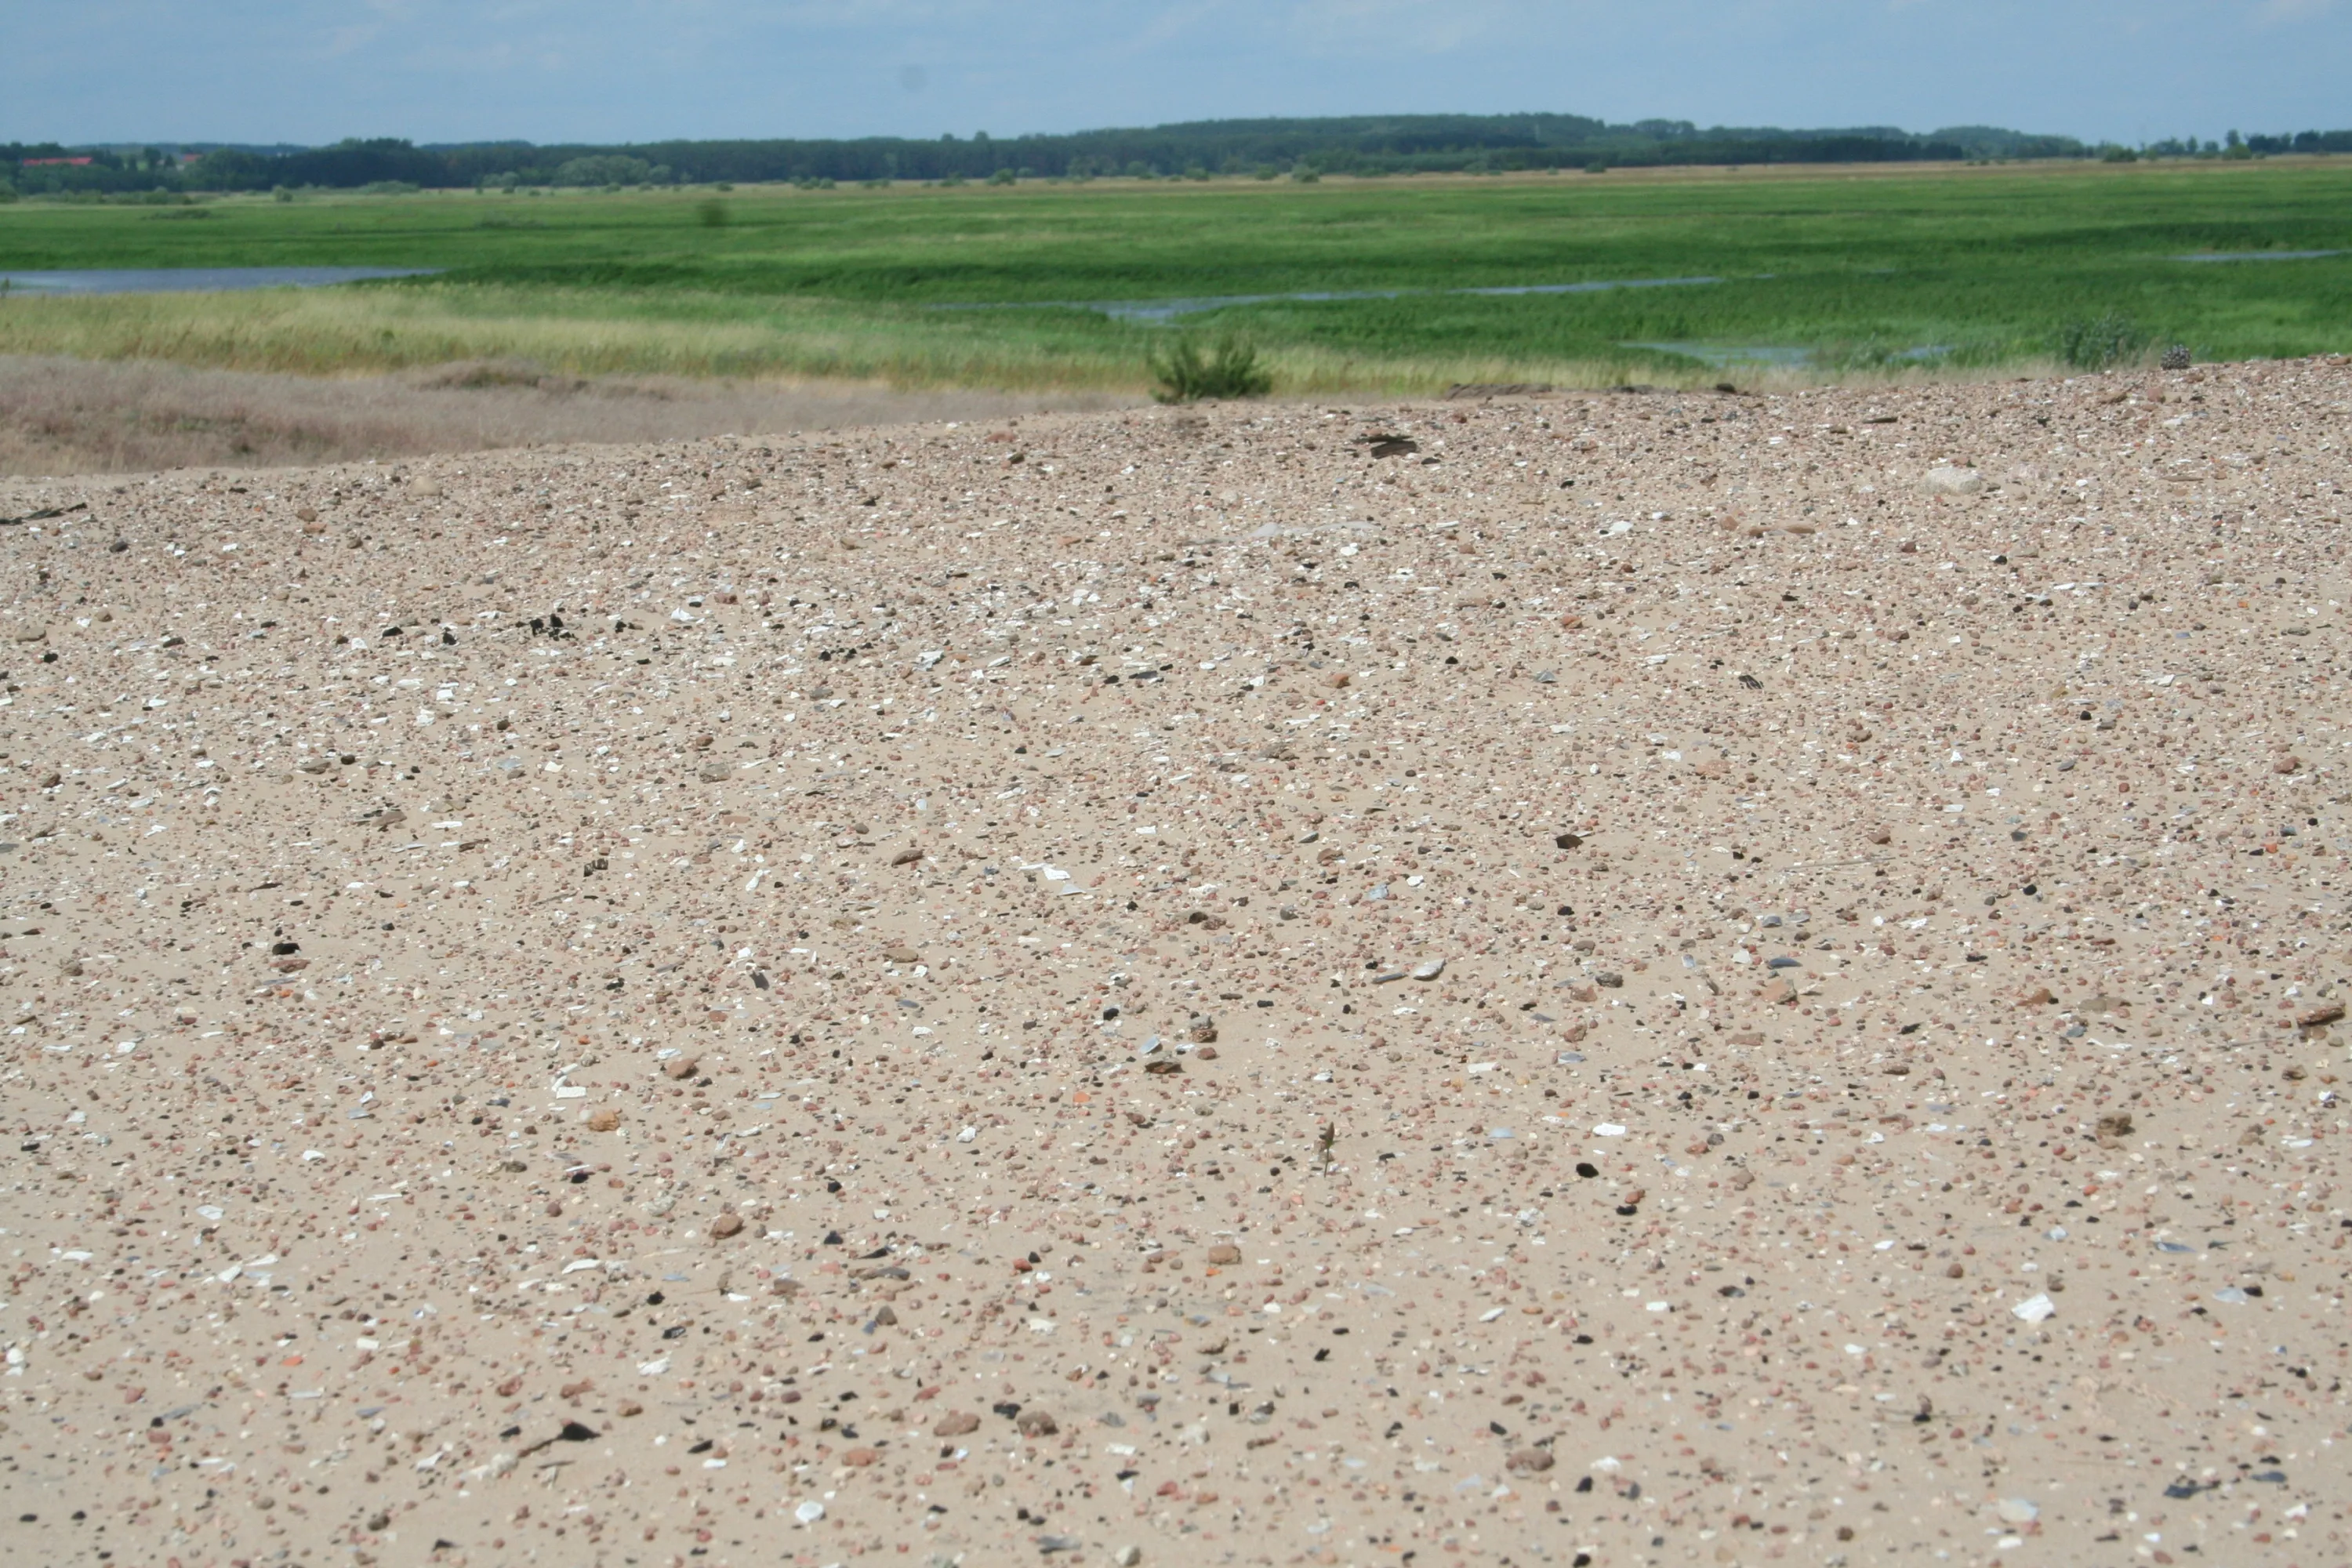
[2,360,2350,1568]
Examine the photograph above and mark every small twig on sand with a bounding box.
[0,502,88,526]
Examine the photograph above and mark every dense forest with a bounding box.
[5,115,2350,197]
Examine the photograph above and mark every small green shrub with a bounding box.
[696,198,730,228]
[1148,334,1273,402]
[987,169,1017,186]
[2056,313,2148,369]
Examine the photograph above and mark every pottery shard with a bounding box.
[2020,987,2054,1006]
[2298,1004,2345,1029]
[934,1410,982,1437]
[1505,1448,1556,1474]
[2274,754,2303,775]
[842,1447,880,1467]
[710,1213,745,1239]
[662,1056,700,1080]
[1015,1410,1060,1438]
[1206,1243,1242,1265]
[587,1109,622,1132]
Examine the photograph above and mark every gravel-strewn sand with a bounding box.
[2,361,2350,1568]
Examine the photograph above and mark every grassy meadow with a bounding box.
[2,159,2350,395]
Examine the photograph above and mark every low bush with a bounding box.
[2056,314,2148,369]
[1148,335,1273,402]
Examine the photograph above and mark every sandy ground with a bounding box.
[1,359,2350,1568]
[0,354,1135,477]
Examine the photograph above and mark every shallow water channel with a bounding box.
[0,267,442,296]
[937,274,1725,322]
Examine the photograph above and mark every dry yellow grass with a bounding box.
[0,285,1764,401]
[0,353,1133,477]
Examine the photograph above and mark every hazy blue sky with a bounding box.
[5,0,2346,147]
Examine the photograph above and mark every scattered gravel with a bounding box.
[2,357,2349,1563]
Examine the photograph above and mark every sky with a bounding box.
[3,0,2347,149]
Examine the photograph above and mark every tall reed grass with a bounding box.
[2,160,2345,394]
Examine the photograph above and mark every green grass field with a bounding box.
[2,160,2350,394]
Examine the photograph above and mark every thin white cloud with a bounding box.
[1282,0,1530,54]
[320,21,386,56]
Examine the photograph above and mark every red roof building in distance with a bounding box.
[21,156,95,166]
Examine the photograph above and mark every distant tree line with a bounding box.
[6,117,2352,198]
